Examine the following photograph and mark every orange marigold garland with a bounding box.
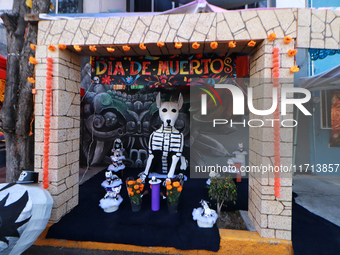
[157,42,165,47]
[192,42,200,49]
[106,47,115,53]
[174,42,182,49]
[42,57,53,189]
[210,41,218,49]
[228,41,236,48]
[284,36,292,44]
[30,44,36,51]
[89,45,97,52]
[58,44,67,50]
[272,47,281,198]
[48,44,56,52]
[139,43,147,50]
[287,49,298,57]
[123,45,130,51]
[29,56,38,65]
[268,33,276,41]
[248,40,256,47]
[290,65,300,73]
[74,45,82,52]
[27,77,35,83]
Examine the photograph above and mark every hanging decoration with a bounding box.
[210,41,218,49]
[58,44,67,50]
[89,45,97,52]
[248,40,256,47]
[290,65,300,73]
[192,42,200,49]
[29,57,38,65]
[27,77,35,83]
[287,49,298,57]
[139,43,147,50]
[229,41,236,48]
[268,33,276,41]
[123,45,130,51]
[48,44,56,52]
[42,57,53,189]
[272,47,281,198]
[157,42,165,47]
[74,45,82,52]
[106,47,115,53]
[30,44,36,51]
[308,48,340,61]
[174,42,182,49]
[283,36,292,44]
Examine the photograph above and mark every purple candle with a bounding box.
[149,177,161,211]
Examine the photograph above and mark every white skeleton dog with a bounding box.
[139,92,187,183]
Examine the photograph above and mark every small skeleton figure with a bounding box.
[108,138,125,172]
[238,143,243,152]
[102,174,122,200]
[139,92,187,183]
[200,199,216,218]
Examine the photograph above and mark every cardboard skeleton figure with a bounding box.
[100,172,123,212]
[139,92,187,183]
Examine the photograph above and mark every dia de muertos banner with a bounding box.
[329,90,340,147]
[91,53,236,89]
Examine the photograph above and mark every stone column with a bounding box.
[248,39,294,240]
[34,46,81,222]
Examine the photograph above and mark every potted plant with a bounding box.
[208,177,237,216]
[126,177,144,212]
[166,179,183,213]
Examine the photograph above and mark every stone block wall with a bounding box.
[248,39,294,240]
[34,46,81,222]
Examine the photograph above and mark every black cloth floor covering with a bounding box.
[46,168,248,251]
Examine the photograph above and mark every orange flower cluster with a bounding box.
[166,180,183,197]
[268,33,276,41]
[107,47,115,53]
[48,44,56,52]
[139,43,147,50]
[192,42,200,49]
[174,42,182,49]
[284,36,292,44]
[74,45,82,52]
[287,49,298,57]
[123,45,130,51]
[157,42,165,47]
[58,44,67,50]
[290,65,300,73]
[248,40,256,47]
[126,178,144,202]
[210,41,218,49]
[89,45,97,52]
[229,41,236,48]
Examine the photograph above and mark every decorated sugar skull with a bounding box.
[93,76,100,84]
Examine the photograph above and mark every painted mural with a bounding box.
[330,90,340,147]
[82,53,241,167]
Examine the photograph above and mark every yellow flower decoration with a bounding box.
[248,40,256,47]
[284,36,292,44]
[27,77,35,83]
[166,185,173,190]
[287,49,298,57]
[210,41,218,49]
[229,41,236,48]
[74,45,82,52]
[290,65,300,73]
[268,33,276,41]
[29,57,38,65]
[106,47,115,53]
[58,44,67,50]
[26,0,32,8]
[50,3,54,10]
[174,42,182,49]
[192,42,200,49]
[173,181,180,188]
[89,45,97,52]
[30,44,36,51]
[139,43,147,50]
[48,44,56,52]
[177,187,182,192]
[157,42,165,47]
[123,45,130,51]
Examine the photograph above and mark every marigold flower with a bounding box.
[107,47,115,53]
[287,49,298,57]
[26,0,32,8]
[166,181,171,186]
[248,40,256,47]
[123,45,130,51]
[210,41,218,49]
[127,180,135,185]
[137,179,142,183]
[136,190,140,194]
[173,181,180,188]
[129,191,134,196]
[170,191,172,194]
[50,3,54,9]
[134,185,140,190]
[139,43,147,50]
[268,33,276,41]
[27,77,35,83]
[127,187,133,192]
[29,57,38,65]
[229,41,236,48]
[74,45,82,51]
[157,42,165,47]
[89,45,97,52]
[48,44,56,52]
[58,44,67,50]
[290,65,300,73]
[166,192,168,196]
[174,42,182,49]
[177,187,183,192]
[166,185,173,190]
[284,36,292,44]
[192,42,200,49]
[30,44,36,51]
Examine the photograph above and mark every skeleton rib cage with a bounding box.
[149,125,183,173]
